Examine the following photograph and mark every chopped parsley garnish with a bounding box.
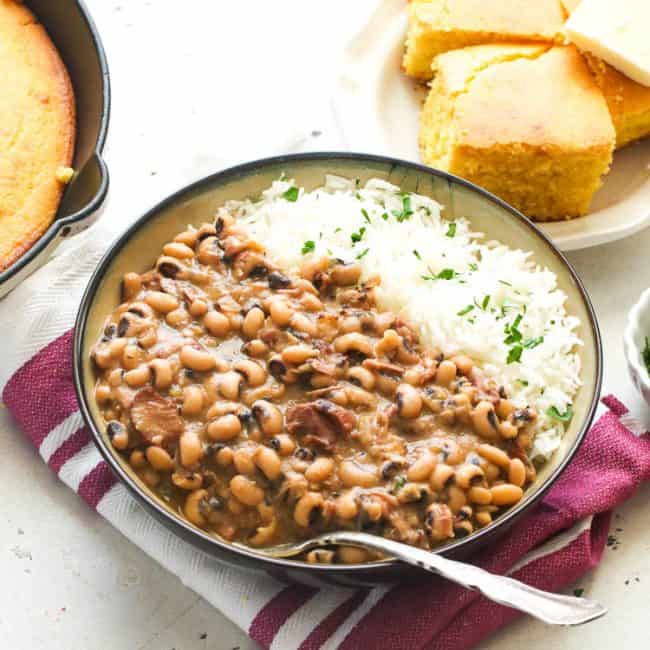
[282,186,299,202]
[501,298,518,315]
[350,226,366,244]
[381,212,389,221]
[517,379,529,386]
[301,240,315,255]
[504,314,523,345]
[523,336,544,349]
[499,280,512,286]
[446,222,457,238]
[422,267,458,281]
[469,263,478,271]
[547,405,574,423]
[457,305,475,316]
[356,247,370,260]
[413,249,421,260]
[355,192,362,201]
[361,208,371,224]
[392,475,406,494]
[644,337,650,376]
[574,588,584,598]
[481,295,490,310]
[392,193,414,222]
[507,345,523,364]
[334,227,342,233]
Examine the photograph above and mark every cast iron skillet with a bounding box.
[0,0,110,298]
[74,153,602,587]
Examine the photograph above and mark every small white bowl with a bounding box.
[624,288,650,406]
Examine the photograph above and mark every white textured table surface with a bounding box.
[2,1,650,649]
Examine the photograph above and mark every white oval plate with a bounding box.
[333,0,650,251]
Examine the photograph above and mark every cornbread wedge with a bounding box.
[0,0,75,272]
[420,44,615,221]
[403,0,567,80]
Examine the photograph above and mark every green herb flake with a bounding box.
[517,379,529,386]
[392,193,414,222]
[524,336,544,349]
[504,314,524,345]
[356,248,370,260]
[350,226,366,244]
[381,212,389,221]
[413,249,422,260]
[499,280,512,287]
[283,186,299,202]
[574,588,584,598]
[446,222,457,238]
[355,192,362,201]
[457,305,475,316]
[422,268,458,281]
[547,404,574,423]
[507,345,523,364]
[469,263,479,271]
[361,208,371,224]
[481,295,490,310]
[301,240,315,255]
[644,337,650,376]
[392,475,407,494]
[334,227,342,233]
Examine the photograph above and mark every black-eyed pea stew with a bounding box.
[92,212,538,564]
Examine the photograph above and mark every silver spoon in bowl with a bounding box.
[243,530,606,626]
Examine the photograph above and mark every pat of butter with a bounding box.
[565,0,650,87]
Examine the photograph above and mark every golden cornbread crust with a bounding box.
[403,0,567,80]
[0,0,76,272]
[420,45,615,221]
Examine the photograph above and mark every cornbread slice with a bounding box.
[0,0,75,272]
[420,44,615,221]
[403,0,567,80]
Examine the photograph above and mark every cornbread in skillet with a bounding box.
[403,0,567,80]
[420,44,615,221]
[0,0,76,272]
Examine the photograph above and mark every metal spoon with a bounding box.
[247,531,606,626]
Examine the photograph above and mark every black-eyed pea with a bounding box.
[254,446,282,480]
[124,364,151,388]
[242,307,266,340]
[204,310,231,337]
[268,297,294,327]
[441,440,464,465]
[477,444,511,470]
[306,549,335,564]
[95,383,112,403]
[108,337,128,359]
[249,518,278,546]
[468,485,493,505]
[310,373,336,389]
[430,463,454,491]
[403,366,424,386]
[234,359,267,387]
[122,272,142,300]
[107,421,128,450]
[174,228,198,247]
[452,355,473,376]
[282,344,318,365]
[496,399,516,420]
[144,291,179,314]
[129,449,146,469]
[166,308,191,328]
[396,383,422,419]
[299,255,329,281]
[498,420,519,439]
[182,385,204,416]
[146,445,174,472]
[137,328,157,348]
[435,360,457,386]
[216,446,234,467]
[289,312,318,337]
[339,315,361,333]
[344,386,377,409]
[305,457,334,483]
[252,400,283,436]
[454,464,485,489]
[300,292,323,312]
[294,492,324,527]
[335,492,358,519]
[139,467,160,488]
[490,483,523,506]
[233,448,256,475]
[180,345,217,372]
[172,470,203,490]
[407,453,436,482]
[241,339,269,358]
[339,460,378,488]
[475,510,492,527]
[206,401,239,418]
[447,485,467,513]
[230,475,264,506]
[330,262,362,287]
[179,430,204,468]
[122,344,142,370]
[337,546,368,564]
[219,371,243,400]
[207,414,241,441]
[269,434,295,456]
[94,347,113,369]
[347,366,376,391]
[334,332,373,357]
[508,458,527,487]
[227,497,246,515]
[374,329,400,357]
[189,299,209,318]
[163,241,194,259]
[184,489,208,526]
[471,401,500,440]
[150,358,173,390]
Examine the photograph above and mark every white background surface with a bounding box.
[2,1,650,648]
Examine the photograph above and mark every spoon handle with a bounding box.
[329,531,606,626]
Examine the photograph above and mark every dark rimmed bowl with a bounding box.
[73,153,602,587]
[0,0,110,298]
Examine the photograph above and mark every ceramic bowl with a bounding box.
[73,153,602,586]
[624,288,650,406]
[0,0,110,298]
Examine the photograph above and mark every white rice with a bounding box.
[220,176,582,461]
